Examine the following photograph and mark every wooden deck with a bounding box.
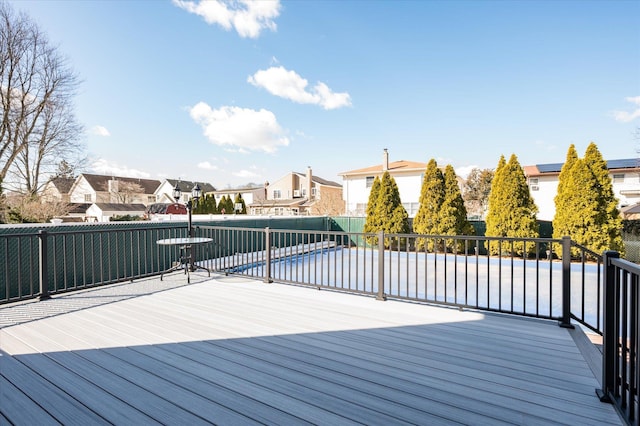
[0,272,621,425]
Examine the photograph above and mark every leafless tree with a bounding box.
[0,2,84,196]
[309,189,345,216]
[462,168,494,219]
[103,180,145,204]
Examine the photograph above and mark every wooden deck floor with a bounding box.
[0,272,621,425]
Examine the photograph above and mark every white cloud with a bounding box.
[233,169,260,178]
[248,66,352,110]
[197,161,218,170]
[454,165,478,179]
[189,102,289,153]
[91,159,151,178]
[611,96,640,123]
[173,0,280,39]
[90,125,110,137]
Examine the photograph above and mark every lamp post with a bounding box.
[173,182,202,270]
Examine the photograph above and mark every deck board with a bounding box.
[0,273,622,425]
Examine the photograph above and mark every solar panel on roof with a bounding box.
[607,159,638,169]
[536,163,564,173]
[535,158,639,173]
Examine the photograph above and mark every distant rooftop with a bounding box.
[533,158,639,174]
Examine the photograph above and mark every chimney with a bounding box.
[307,166,313,200]
[383,148,389,171]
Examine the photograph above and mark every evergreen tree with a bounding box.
[440,165,475,251]
[413,159,445,251]
[363,176,382,242]
[486,154,539,255]
[374,171,410,248]
[234,193,247,214]
[219,195,233,214]
[553,144,580,255]
[583,143,624,255]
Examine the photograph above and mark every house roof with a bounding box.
[339,160,427,176]
[292,171,342,187]
[49,177,75,194]
[80,174,161,194]
[67,203,92,214]
[526,158,640,176]
[165,179,216,194]
[92,203,147,212]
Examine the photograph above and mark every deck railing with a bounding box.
[198,226,606,334]
[2,222,605,335]
[598,251,640,425]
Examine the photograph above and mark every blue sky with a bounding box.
[10,0,640,188]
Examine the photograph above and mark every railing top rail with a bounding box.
[609,255,640,273]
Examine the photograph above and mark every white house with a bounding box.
[524,158,640,221]
[211,184,266,211]
[155,179,216,204]
[69,174,161,206]
[339,149,427,217]
[85,203,147,222]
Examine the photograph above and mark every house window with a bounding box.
[613,174,625,183]
[273,190,281,199]
[84,194,92,202]
[311,187,317,196]
[291,208,299,215]
[148,196,156,203]
[366,176,375,188]
[274,207,284,215]
[529,178,539,185]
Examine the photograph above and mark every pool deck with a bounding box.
[0,272,621,425]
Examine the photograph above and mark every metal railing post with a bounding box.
[38,230,51,301]
[376,230,386,301]
[264,227,273,283]
[597,250,619,403]
[559,236,574,328]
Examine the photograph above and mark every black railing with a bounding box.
[598,251,640,425]
[2,222,606,336]
[0,224,214,302]
[199,226,606,333]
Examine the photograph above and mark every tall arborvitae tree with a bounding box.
[234,193,247,214]
[374,171,410,248]
[557,158,601,257]
[440,165,474,251]
[414,159,445,235]
[583,142,624,255]
[486,154,539,255]
[363,176,382,241]
[553,144,580,255]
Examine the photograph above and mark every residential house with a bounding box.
[40,177,75,203]
[69,174,161,206]
[339,149,427,217]
[155,179,216,204]
[523,158,640,221]
[211,184,266,212]
[249,167,343,216]
[85,203,147,222]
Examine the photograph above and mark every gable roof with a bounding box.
[80,174,161,193]
[48,177,75,194]
[340,160,427,176]
[291,171,342,187]
[165,179,216,194]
